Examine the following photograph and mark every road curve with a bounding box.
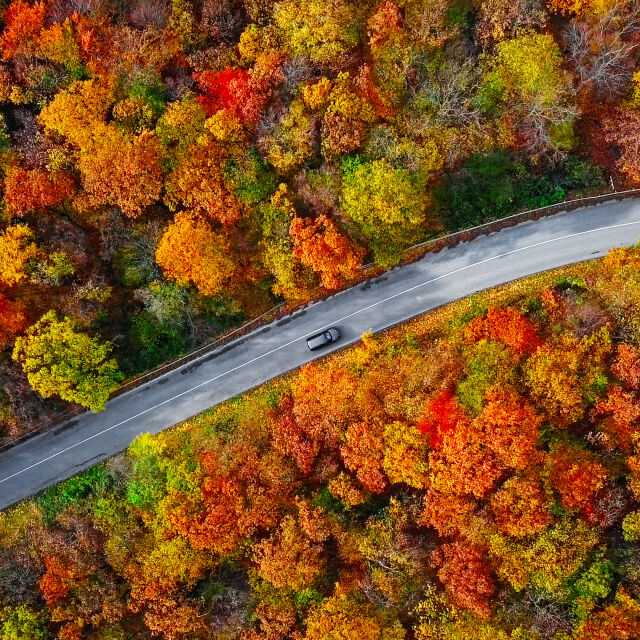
[2,199,640,510]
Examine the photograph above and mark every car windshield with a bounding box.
[324,332,331,340]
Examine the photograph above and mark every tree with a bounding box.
[431,542,496,618]
[611,343,640,390]
[38,79,114,151]
[548,444,608,511]
[383,421,430,489]
[575,590,640,640]
[4,167,74,217]
[526,342,586,426]
[403,0,462,46]
[474,385,542,470]
[603,108,640,185]
[0,0,46,61]
[274,0,358,64]
[290,360,361,451]
[271,394,321,474]
[340,420,387,493]
[562,1,640,100]
[79,129,164,217]
[340,158,426,266]
[259,99,316,174]
[0,225,38,287]
[429,419,504,498]
[163,479,246,556]
[417,389,468,449]
[12,311,123,411]
[591,386,640,451]
[164,136,242,225]
[320,73,377,156]
[290,214,365,289]
[487,517,599,593]
[303,588,405,640]
[421,489,476,538]
[490,475,553,537]
[479,33,576,156]
[155,95,207,165]
[253,515,325,590]
[475,0,546,42]
[368,0,403,50]
[155,212,237,297]
[0,293,26,349]
[38,19,83,73]
[195,67,251,117]
[466,307,542,356]
[0,605,49,640]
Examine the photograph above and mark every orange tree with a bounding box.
[155,212,238,297]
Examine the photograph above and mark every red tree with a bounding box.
[467,307,543,355]
[611,343,640,390]
[340,420,387,493]
[0,0,46,61]
[271,395,320,474]
[431,542,496,618]
[429,420,504,498]
[195,55,283,126]
[417,389,468,449]
[4,167,74,217]
[592,386,640,451]
[196,67,251,116]
[0,293,26,349]
[549,445,608,511]
[165,453,246,555]
[475,385,542,470]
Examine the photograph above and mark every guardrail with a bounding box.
[3,187,640,453]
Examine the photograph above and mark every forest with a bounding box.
[0,0,639,442]
[5,246,640,638]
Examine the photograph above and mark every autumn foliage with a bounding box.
[4,167,74,217]
[0,0,639,635]
[466,307,542,355]
[290,215,365,289]
[0,0,46,61]
[155,212,237,296]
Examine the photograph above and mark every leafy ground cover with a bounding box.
[4,245,640,638]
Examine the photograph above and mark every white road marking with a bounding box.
[2,219,640,486]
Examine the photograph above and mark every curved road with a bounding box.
[2,199,640,510]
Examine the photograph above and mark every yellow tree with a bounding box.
[274,0,358,64]
[38,79,114,151]
[155,212,237,297]
[304,587,405,640]
[0,224,38,286]
[13,311,123,411]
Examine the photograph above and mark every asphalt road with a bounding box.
[2,199,640,510]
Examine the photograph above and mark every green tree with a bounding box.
[0,605,49,640]
[12,311,123,412]
[340,158,425,266]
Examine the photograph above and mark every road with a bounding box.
[2,199,640,510]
